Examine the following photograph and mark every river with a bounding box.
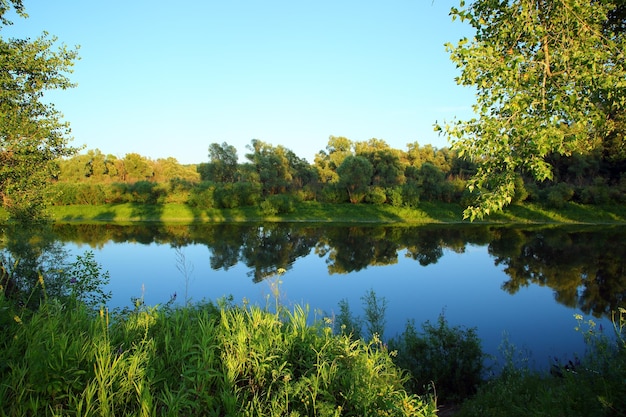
[2,222,623,371]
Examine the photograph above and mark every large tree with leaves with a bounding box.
[440,0,626,220]
[1,1,79,219]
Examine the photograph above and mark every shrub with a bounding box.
[334,298,363,340]
[447,177,468,203]
[128,181,163,204]
[389,313,483,402]
[46,182,78,205]
[578,179,611,204]
[213,182,262,209]
[105,182,129,203]
[46,183,108,205]
[213,183,240,208]
[260,194,297,215]
[511,175,529,204]
[320,183,348,203]
[233,181,262,206]
[187,182,216,208]
[402,182,421,208]
[386,186,403,207]
[543,182,574,208]
[365,186,387,205]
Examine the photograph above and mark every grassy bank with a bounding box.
[2,284,625,417]
[1,295,436,416]
[12,201,626,224]
[2,252,625,416]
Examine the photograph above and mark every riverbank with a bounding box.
[0,297,438,416]
[5,201,626,224]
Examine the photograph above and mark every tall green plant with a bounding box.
[361,288,388,340]
[63,251,111,310]
[334,297,363,340]
[389,313,483,402]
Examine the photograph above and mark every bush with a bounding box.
[260,194,297,216]
[47,182,78,205]
[386,186,403,207]
[578,179,611,205]
[233,181,262,206]
[511,175,529,204]
[128,181,164,204]
[389,313,484,402]
[320,183,348,204]
[212,182,262,209]
[447,177,468,204]
[187,182,216,209]
[47,183,108,205]
[543,183,575,208]
[401,182,421,208]
[365,186,387,205]
[105,182,129,204]
[213,183,240,208]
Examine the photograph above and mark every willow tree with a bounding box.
[1,1,79,219]
[440,0,626,220]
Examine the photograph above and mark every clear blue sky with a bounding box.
[5,0,475,164]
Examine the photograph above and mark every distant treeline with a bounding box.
[49,136,626,211]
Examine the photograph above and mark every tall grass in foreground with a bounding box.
[0,290,436,416]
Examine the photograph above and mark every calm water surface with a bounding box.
[4,223,625,370]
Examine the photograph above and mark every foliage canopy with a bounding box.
[0,1,79,219]
[440,0,626,220]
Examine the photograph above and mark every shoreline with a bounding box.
[14,201,626,225]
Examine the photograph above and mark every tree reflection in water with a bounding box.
[5,223,625,320]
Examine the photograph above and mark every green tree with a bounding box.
[440,0,626,220]
[86,149,109,181]
[204,142,238,183]
[337,155,373,203]
[152,157,199,183]
[314,136,353,184]
[0,2,79,218]
[55,153,92,182]
[417,162,447,202]
[121,153,153,182]
[355,138,406,188]
[245,139,293,195]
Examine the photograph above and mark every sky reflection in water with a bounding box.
[66,230,614,371]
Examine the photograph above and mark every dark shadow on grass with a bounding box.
[495,204,559,223]
[93,210,117,221]
[417,202,466,223]
[128,203,165,223]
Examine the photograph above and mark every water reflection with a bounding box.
[489,227,626,317]
[7,222,620,320]
[0,223,69,309]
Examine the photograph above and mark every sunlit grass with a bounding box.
[44,201,626,225]
[0,292,437,416]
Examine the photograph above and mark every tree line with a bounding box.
[2,0,625,220]
[49,135,626,212]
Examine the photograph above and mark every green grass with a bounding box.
[0,292,437,416]
[27,201,626,224]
